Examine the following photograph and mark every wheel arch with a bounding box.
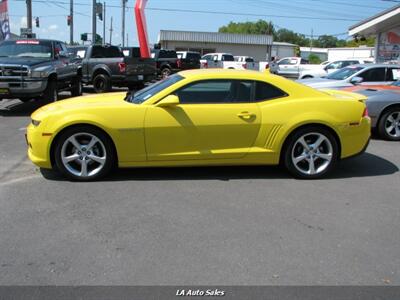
[92,66,111,81]
[278,122,342,164]
[376,103,400,128]
[49,123,119,168]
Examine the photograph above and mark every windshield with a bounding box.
[128,74,184,104]
[326,66,364,80]
[0,40,53,58]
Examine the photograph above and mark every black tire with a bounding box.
[54,126,115,181]
[19,97,32,103]
[71,75,83,97]
[43,79,58,102]
[93,74,111,93]
[378,107,400,141]
[161,67,171,79]
[283,126,339,179]
[301,75,313,79]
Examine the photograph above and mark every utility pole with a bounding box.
[109,16,113,44]
[26,0,32,30]
[122,0,127,47]
[126,33,128,47]
[103,2,106,45]
[70,0,73,44]
[92,0,97,44]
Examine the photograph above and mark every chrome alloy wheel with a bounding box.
[60,132,106,177]
[385,111,400,138]
[291,132,333,176]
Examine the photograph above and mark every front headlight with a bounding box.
[31,119,41,126]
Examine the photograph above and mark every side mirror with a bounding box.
[58,50,69,59]
[156,94,180,107]
[350,76,363,85]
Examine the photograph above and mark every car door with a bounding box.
[53,41,69,82]
[144,79,261,161]
[278,58,298,76]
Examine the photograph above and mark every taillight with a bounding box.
[362,107,369,118]
[202,61,208,68]
[265,63,269,69]
[242,63,247,69]
[177,59,182,68]
[118,62,126,73]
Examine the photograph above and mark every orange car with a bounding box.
[343,80,400,93]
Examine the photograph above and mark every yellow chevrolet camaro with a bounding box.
[27,69,370,181]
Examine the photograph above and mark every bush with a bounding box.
[308,54,322,64]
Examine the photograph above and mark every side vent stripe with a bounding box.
[265,125,282,149]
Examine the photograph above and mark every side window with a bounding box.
[91,46,105,58]
[103,46,123,58]
[222,54,234,61]
[278,59,290,65]
[327,61,341,70]
[54,42,62,56]
[176,80,252,104]
[386,68,400,81]
[359,68,386,82]
[255,81,287,101]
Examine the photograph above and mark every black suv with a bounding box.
[0,39,82,102]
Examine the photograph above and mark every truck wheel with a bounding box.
[71,76,83,97]
[161,67,171,79]
[93,74,111,93]
[43,79,58,102]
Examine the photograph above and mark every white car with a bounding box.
[299,59,373,79]
[297,64,400,89]
[200,53,258,70]
[270,57,321,78]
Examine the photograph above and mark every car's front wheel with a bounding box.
[378,107,400,141]
[54,126,115,181]
[283,126,339,179]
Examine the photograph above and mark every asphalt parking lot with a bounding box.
[0,93,399,285]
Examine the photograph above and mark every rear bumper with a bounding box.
[340,117,371,159]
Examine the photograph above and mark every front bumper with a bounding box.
[26,123,52,169]
[0,78,47,99]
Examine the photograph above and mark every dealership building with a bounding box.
[158,30,296,61]
[349,4,400,63]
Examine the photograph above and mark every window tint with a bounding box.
[176,80,252,104]
[359,67,386,82]
[158,50,177,59]
[187,53,200,60]
[386,68,400,81]
[341,61,358,67]
[222,54,234,61]
[255,81,287,101]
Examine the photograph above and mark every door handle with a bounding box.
[237,111,255,119]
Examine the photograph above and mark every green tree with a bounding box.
[219,20,275,35]
[346,36,375,47]
[308,54,322,64]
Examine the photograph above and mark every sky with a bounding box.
[7,0,398,46]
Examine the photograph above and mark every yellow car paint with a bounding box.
[27,69,370,171]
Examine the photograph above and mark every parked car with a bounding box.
[176,51,201,70]
[0,39,82,102]
[200,53,258,70]
[151,49,181,78]
[297,64,400,89]
[270,57,320,78]
[298,59,373,79]
[69,44,156,92]
[27,69,370,181]
[342,81,400,141]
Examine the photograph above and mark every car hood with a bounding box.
[31,92,129,120]
[0,57,53,67]
[297,77,351,89]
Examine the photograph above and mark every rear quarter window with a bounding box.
[255,81,287,101]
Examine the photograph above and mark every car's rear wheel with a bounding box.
[378,107,400,141]
[54,126,114,181]
[301,75,313,79]
[93,74,111,93]
[283,126,338,179]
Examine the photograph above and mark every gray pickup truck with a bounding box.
[0,39,82,102]
[68,45,156,93]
